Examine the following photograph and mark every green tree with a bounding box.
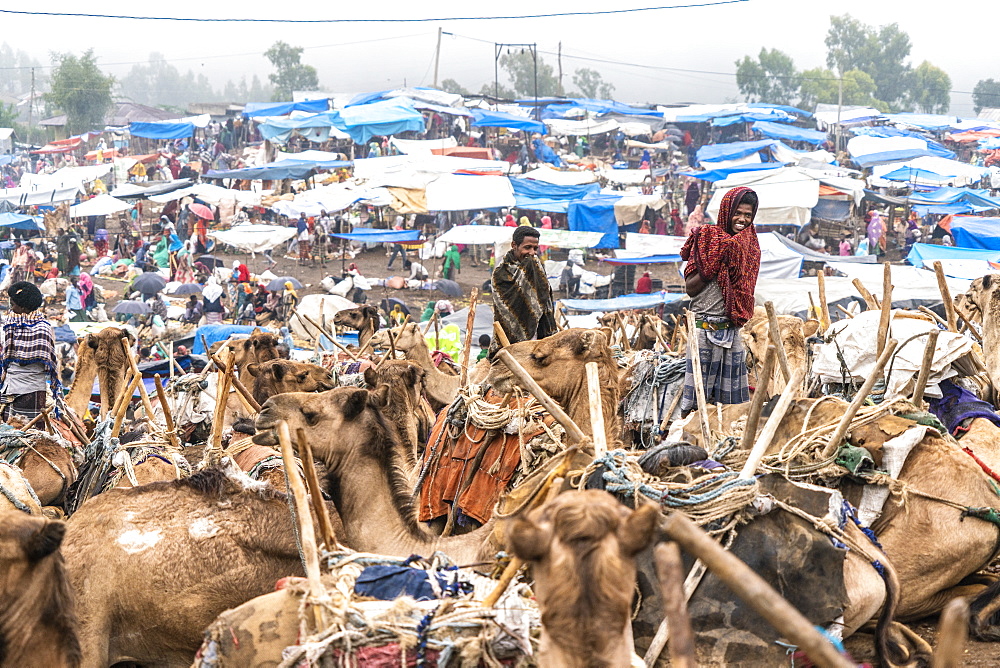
[264,42,319,101]
[440,78,470,96]
[735,48,799,105]
[0,103,17,128]
[908,61,951,114]
[973,79,1000,114]
[479,82,517,100]
[46,50,114,134]
[572,68,614,99]
[120,53,220,109]
[798,68,887,111]
[498,50,561,97]
[0,43,46,98]
[824,14,913,111]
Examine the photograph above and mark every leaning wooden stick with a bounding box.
[153,374,181,450]
[739,345,777,452]
[911,329,940,409]
[661,512,855,668]
[764,301,791,383]
[207,350,262,412]
[816,270,830,331]
[460,288,479,385]
[654,543,696,668]
[493,321,511,348]
[876,263,894,357]
[739,364,806,479]
[207,352,234,463]
[933,261,957,332]
[303,314,359,360]
[496,348,587,445]
[686,312,713,450]
[585,362,607,456]
[111,372,142,438]
[852,278,879,310]
[120,338,158,432]
[297,427,338,552]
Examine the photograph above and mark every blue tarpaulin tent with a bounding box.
[696,139,777,165]
[509,178,600,213]
[852,149,938,169]
[908,187,1000,209]
[331,229,421,243]
[205,164,319,180]
[881,167,954,183]
[752,121,828,145]
[339,98,426,144]
[568,195,620,248]
[0,212,43,230]
[129,122,195,140]
[679,162,783,183]
[192,324,266,355]
[949,216,1000,250]
[470,110,546,134]
[561,292,684,312]
[906,242,1000,269]
[257,111,344,142]
[243,99,329,118]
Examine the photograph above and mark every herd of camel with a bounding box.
[5,270,1000,666]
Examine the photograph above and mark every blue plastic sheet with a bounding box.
[678,163,783,183]
[0,212,43,230]
[331,229,421,243]
[752,121,828,145]
[192,324,265,355]
[949,216,1000,251]
[853,149,937,169]
[696,140,777,165]
[568,196,621,248]
[470,109,546,134]
[339,98,426,144]
[881,167,954,183]
[907,242,1000,269]
[205,164,318,181]
[562,291,684,312]
[243,99,329,118]
[129,122,194,140]
[510,178,599,202]
[603,254,682,264]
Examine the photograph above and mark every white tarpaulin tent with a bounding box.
[69,194,131,218]
[390,137,458,155]
[20,164,112,191]
[353,154,512,189]
[425,174,515,211]
[270,183,392,218]
[871,157,989,187]
[208,224,296,253]
[148,183,262,207]
[709,167,820,226]
[521,166,597,186]
[287,293,358,341]
[0,186,79,206]
[437,224,606,248]
[544,118,620,136]
[624,233,686,256]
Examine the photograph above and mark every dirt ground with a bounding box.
[845,622,1000,665]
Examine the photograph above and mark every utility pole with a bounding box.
[27,67,35,142]
[835,74,843,156]
[558,42,563,95]
[433,27,442,89]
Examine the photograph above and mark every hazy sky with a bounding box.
[3,0,994,115]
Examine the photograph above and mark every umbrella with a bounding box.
[379,297,411,317]
[167,282,202,296]
[195,254,225,269]
[189,203,214,220]
[113,300,151,315]
[132,272,167,295]
[266,276,303,292]
[433,279,463,297]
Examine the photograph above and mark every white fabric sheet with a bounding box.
[624,233,686,256]
[390,137,458,155]
[69,195,131,217]
[424,174,515,211]
[709,167,820,226]
[208,224,296,253]
[521,166,597,186]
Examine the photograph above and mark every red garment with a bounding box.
[636,272,652,294]
[235,263,250,282]
[681,186,761,327]
[503,214,516,227]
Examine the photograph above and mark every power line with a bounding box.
[0,1,748,23]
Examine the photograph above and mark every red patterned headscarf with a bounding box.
[680,186,761,326]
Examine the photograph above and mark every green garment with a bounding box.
[152,237,170,268]
[443,246,460,275]
[421,301,436,322]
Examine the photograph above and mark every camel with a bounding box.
[62,463,304,668]
[370,322,489,409]
[742,306,819,397]
[246,359,336,406]
[210,328,282,426]
[0,461,41,515]
[253,387,496,563]
[0,512,80,668]
[64,327,134,418]
[332,304,380,351]
[957,275,1000,390]
[364,360,433,468]
[2,429,78,507]
[509,490,659,667]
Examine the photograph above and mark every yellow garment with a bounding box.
[425,323,462,358]
[129,162,146,177]
[519,216,532,227]
[92,178,107,194]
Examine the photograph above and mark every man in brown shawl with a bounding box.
[489,226,556,359]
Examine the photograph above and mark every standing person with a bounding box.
[202,277,225,325]
[231,260,250,284]
[280,281,299,325]
[66,276,87,322]
[442,245,461,281]
[489,226,556,359]
[679,187,761,417]
[670,209,685,237]
[685,179,701,216]
[298,216,312,265]
[0,282,59,420]
[9,240,29,284]
[839,232,854,257]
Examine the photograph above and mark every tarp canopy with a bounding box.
[470,109,546,134]
[510,177,600,212]
[0,212,43,230]
[696,140,777,165]
[204,164,318,181]
[880,167,955,185]
[243,99,329,118]
[0,186,79,206]
[568,195,621,248]
[339,98,426,144]
[679,162,783,183]
[544,118,620,136]
[208,224,296,252]
[772,232,876,264]
[871,157,989,187]
[257,112,350,143]
[624,233,686,256]
[129,121,194,140]
[907,186,1000,209]
[331,229,421,243]
[390,137,458,155]
[708,168,820,227]
[561,291,684,312]
[69,195,131,218]
[948,216,1000,250]
[603,254,681,264]
[906,242,1000,269]
[521,166,597,186]
[752,121,828,145]
[425,174,515,211]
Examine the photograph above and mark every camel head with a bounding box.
[742,307,819,395]
[508,490,659,666]
[246,359,336,407]
[333,305,380,332]
[370,322,424,353]
[86,326,135,365]
[364,360,427,403]
[230,328,281,369]
[958,274,1000,326]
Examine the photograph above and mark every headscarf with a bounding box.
[78,273,94,302]
[680,186,761,327]
[688,204,705,227]
[867,210,886,251]
[203,276,223,302]
[518,216,532,227]
[504,214,516,227]
[540,215,552,229]
[283,281,298,300]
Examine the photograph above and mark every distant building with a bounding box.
[186,102,244,121]
[979,108,1000,123]
[106,102,181,127]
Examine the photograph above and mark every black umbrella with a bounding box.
[196,254,225,269]
[433,279,463,297]
[132,272,167,295]
[379,297,411,317]
[266,276,303,292]
[113,300,151,315]
[167,283,203,296]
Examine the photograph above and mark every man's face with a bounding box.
[731,203,754,232]
[512,236,540,260]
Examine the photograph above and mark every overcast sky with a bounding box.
[3,0,993,115]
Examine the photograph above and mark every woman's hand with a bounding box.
[685,272,706,298]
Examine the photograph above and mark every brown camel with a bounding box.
[484,328,621,446]
[0,461,41,515]
[4,430,78,507]
[212,328,282,426]
[509,490,658,667]
[253,387,495,563]
[62,464,304,668]
[957,275,1000,391]
[332,304,380,351]
[246,358,336,406]
[0,512,80,668]
[742,306,819,397]
[64,327,134,418]
[364,360,433,468]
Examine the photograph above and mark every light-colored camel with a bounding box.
[0,511,80,668]
[253,387,496,563]
[0,461,41,515]
[62,463,304,668]
[212,328,282,425]
[64,327,134,417]
[364,360,433,468]
[957,275,1000,392]
[332,304,380,351]
[246,358,336,406]
[5,431,77,507]
[742,306,819,397]
[509,490,658,667]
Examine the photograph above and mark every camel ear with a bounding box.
[24,521,66,562]
[618,504,660,557]
[599,327,614,346]
[363,367,378,387]
[803,319,820,338]
[246,363,259,377]
[508,517,553,562]
[983,274,994,291]
[270,363,285,381]
[370,384,391,408]
[87,335,98,350]
[122,330,136,345]
[251,327,262,335]
[342,388,368,420]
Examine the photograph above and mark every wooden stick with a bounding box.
[852,278,879,310]
[740,345,777,452]
[876,263,894,357]
[932,598,970,668]
[817,270,830,332]
[493,321,511,348]
[460,288,479,385]
[585,362,607,456]
[155,341,185,377]
[303,313,358,360]
[686,313,713,450]
[112,372,142,438]
[820,338,898,458]
[764,301,791,384]
[206,350,262,412]
[738,364,806,480]
[153,374,181,450]
[661,511,855,668]
[22,407,50,432]
[933,261,957,332]
[207,352,234,463]
[954,301,983,343]
[276,421,325,630]
[297,427,338,552]
[109,367,134,424]
[660,385,684,433]
[496,349,587,445]
[835,304,854,319]
[120,338,158,432]
[918,305,949,329]
[911,329,940,409]
[653,543,696,668]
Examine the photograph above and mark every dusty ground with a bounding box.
[845,622,1000,666]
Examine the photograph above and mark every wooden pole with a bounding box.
[111,372,142,438]
[207,352,234,463]
[303,313,358,360]
[738,364,806,480]
[876,263,893,358]
[954,301,983,343]
[686,312,712,449]
[296,427,338,552]
[911,329,940,409]
[653,543,696,668]
[460,288,479,385]
[932,598,970,668]
[496,349,587,445]
[207,350,262,412]
[852,278,879,311]
[816,270,830,332]
[764,301,791,384]
[493,321,511,348]
[740,345,777,452]
[120,338,158,432]
[933,261,958,332]
[661,512,855,668]
[153,374,181,450]
[585,362,607,456]
[820,338,898,458]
